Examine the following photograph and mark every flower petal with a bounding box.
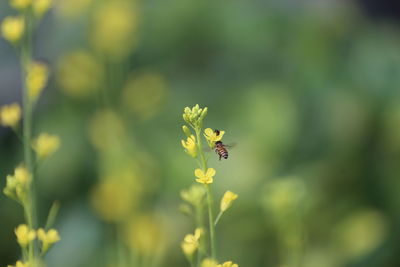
[204,128,214,137]
[206,168,216,178]
[194,169,204,179]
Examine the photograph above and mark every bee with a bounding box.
[214,129,229,160]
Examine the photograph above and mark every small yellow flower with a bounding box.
[201,258,218,267]
[181,228,203,258]
[37,228,60,253]
[204,128,225,143]
[27,61,49,102]
[10,0,31,10]
[14,166,32,185]
[33,0,52,18]
[220,191,238,213]
[194,168,216,184]
[15,224,36,248]
[180,184,206,206]
[3,166,31,202]
[216,261,239,267]
[1,16,24,43]
[0,103,21,128]
[33,133,60,159]
[181,135,197,158]
[7,260,29,267]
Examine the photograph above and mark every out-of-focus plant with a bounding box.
[1,0,61,266]
[180,104,239,266]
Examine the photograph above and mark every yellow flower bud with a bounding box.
[27,61,49,102]
[15,224,36,248]
[0,103,21,128]
[33,0,52,18]
[181,135,197,158]
[204,128,225,143]
[181,228,203,259]
[1,16,24,43]
[220,191,238,213]
[194,168,216,184]
[182,125,192,137]
[33,133,60,159]
[37,228,60,253]
[216,261,239,267]
[7,260,29,267]
[10,0,31,10]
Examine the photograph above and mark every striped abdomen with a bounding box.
[215,141,228,160]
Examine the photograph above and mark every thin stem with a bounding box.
[206,185,216,259]
[214,211,223,226]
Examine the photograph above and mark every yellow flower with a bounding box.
[194,168,216,184]
[201,258,218,267]
[27,61,49,102]
[0,103,21,128]
[181,228,203,258]
[204,128,225,143]
[220,191,238,213]
[33,0,52,18]
[3,166,31,202]
[37,228,60,253]
[181,135,197,158]
[7,260,29,267]
[1,16,24,44]
[216,261,239,267]
[33,133,60,159]
[10,0,31,10]
[15,224,36,248]
[180,184,206,206]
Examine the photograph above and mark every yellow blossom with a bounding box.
[1,16,24,44]
[0,103,21,128]
[33,133,60,159]
[204,128,224,144]
[10,0,31,10]
[181,135,197,158]
[216,261,239,267]
[181,228,203,258]
[220,191,238,213]
[180,184,206,206]
[33,0,52,18]
[201,258,218,267]
[27,61,49,102]
[194,168,216,184]
[7,260,29,267]
[3,166,31,202]
[15,224,36,248]
[37,228,60,253]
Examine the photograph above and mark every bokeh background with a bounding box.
[1,0,400,266]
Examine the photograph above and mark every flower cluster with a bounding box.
[180,104,239,266]
[14,224,60,254]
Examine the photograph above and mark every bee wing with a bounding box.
[223,143,237,149]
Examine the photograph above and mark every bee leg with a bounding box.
[219,155,222,161]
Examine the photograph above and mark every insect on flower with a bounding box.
[213,129,235,160]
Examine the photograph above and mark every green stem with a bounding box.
[214,211,223,226]
[195,128,216,259]
[21,11,37,262]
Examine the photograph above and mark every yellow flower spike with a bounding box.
[33,0,53,18]
[204,128,225,143]
[220,191,238,213]
[0,103,22,128]
[37,228,60,253]
[7,260,29,267]
[181,228,203,259]
[181,135,197,158]
[10,0,32,10]
[194,168,216,184]
[1,16,24,44]
[15,224,36,248]
[33,133,61,159]
[27,61,49,102]
[201,258,218,267]
[216,261,239,267]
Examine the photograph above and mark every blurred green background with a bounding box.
[1,0,400,266]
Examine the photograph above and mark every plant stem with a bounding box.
[214,211,223,226]
[21,12,36,262]
[195,128,216,259]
